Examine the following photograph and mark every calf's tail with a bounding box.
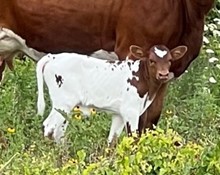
[36,54,52,116]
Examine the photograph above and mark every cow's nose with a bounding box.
[158,72,169,80]
[159,72,169,77]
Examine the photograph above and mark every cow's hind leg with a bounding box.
[53,117,69,143]
[43,107,70,143]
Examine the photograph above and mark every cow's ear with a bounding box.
[129,45,145,58]
[170,46,187,61]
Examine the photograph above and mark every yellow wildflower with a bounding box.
[23,152,29,158]
[63,158,78,169]
[166,110,173,115]
[90,108,97,116]
[74,114,82,120]
[98,156,103,160]
[105,148,112,154]
[29,144,36,151]
[7,127,15,133]
[68,158,78,164]
[73,105,81,112]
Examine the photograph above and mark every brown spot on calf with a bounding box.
[55,74,64,88]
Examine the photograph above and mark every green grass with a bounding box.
[0,13,220,174]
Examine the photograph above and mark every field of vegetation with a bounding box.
[0,3,220,175]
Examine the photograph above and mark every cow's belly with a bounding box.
[45,73,130,113]
[9,0,120,54]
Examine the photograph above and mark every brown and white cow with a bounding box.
[36,45,187,143]
[0,0,214,133]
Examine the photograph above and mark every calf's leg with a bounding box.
[108,115,124,145]
[122,112,139,137]
[53,118,69,143]
[43,107,70,142]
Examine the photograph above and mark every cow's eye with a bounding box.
[149,60,155,66]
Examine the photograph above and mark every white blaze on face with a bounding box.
[154,47,168,58]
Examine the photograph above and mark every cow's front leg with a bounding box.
[108,115,124,146]
[120,108,139,136]
[125,117,139,137]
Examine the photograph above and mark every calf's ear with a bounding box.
[170,46,188,61]
[129,45,145,58]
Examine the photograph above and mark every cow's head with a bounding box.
[129,45,188,82]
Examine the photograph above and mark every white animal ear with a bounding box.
[170,46,188,61]
[129,45,145,58]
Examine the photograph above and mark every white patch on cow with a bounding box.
[132,61,140,72]
[154,47,167,58]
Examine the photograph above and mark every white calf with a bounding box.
[36,45,187,143]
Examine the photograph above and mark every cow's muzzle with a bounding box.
[157,72,169,81]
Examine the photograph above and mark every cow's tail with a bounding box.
[36,54,52,116]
